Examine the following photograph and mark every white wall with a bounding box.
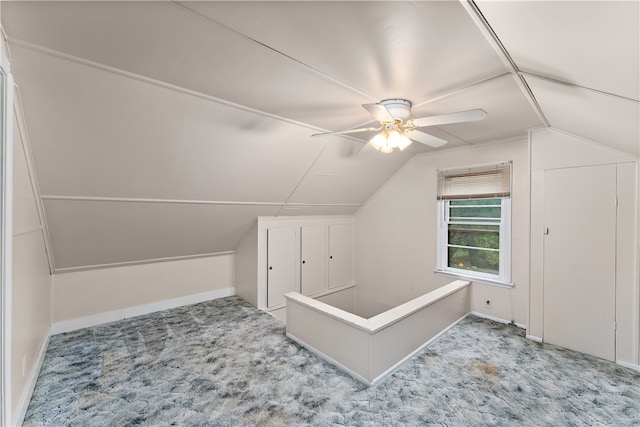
[529,128,638,365]
[12,103,52,425]
[52,254,234,327]
[354,138,529,325]
[235,221,258,308]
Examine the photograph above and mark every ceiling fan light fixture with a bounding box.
[369,132,388,151]
[398,136,412,151]
[379,145,393,154]
[389,130,412,151]
[379,99,412,122]
[369,128,412,154]
[313,98,487,152]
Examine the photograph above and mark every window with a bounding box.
[436,163,511,285]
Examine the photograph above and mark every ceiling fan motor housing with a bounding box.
[380,99,412,122]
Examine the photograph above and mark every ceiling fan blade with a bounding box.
[409,109,487,128]
[362,103,394,122]
[311,126,380,137]
[407,130,448,148]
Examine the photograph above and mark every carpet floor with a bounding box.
[24,296,640,426]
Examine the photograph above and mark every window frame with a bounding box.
[436,197,512,287]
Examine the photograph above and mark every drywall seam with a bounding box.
[12,225,42,237]
[6,37,324,134]
[278,136,335,216]
[173,1,377,103]
[40,195,363,207]
[412,72,511,108]
[459,0,550,127]
[521,71,639,103]
[54,251,235,274]
[41,196,283,206]
[13,87,55,273]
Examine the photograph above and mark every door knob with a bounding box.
[269,266,273,270]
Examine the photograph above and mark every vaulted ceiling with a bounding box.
[2,1,638,271]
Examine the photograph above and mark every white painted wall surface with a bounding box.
[53,254,234,323]
[12,111,52,425]
[614,162,637,366]
[235,221,258,308]
[529,128,638,365]
[354,138,529,326]
[315,285,355,314]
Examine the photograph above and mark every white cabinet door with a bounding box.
[301,225,328,296]
[328,223,353,289]
[543,164,616,361]
[267,227,298,307]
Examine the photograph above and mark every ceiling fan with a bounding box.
[312,99,487,154]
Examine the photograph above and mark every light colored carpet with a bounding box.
[24,296,640,426]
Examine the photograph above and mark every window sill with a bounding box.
[434,269,513,289]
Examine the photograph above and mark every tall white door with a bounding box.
[328,223,353,289]
[267,227,298,307]
[301,225,327,296]
[543,164,616,361]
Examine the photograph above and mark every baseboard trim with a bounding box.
[369,312,471,386]
[287,313,472,387]
[616,360,640,372]
[286,333,372,386]
[50,287,236,335]
[525,334,543,343]
[469,311,526,330]
[13,331,50,427]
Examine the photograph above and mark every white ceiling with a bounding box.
[2,1,638,270]
[477,0,639,100]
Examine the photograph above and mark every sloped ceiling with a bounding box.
[476,0,639,155]
[2,1,638,271]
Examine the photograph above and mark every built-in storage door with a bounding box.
[301,225,328,296]
[267,227,298,307]
[329,223,353,289]
[543,164,616,361]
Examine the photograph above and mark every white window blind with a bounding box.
[437,162,511,200]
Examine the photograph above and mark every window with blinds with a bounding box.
[436,162,512,286]
[437,162,511,200]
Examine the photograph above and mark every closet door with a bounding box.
[267,227,298,307]
[328,223,353,289]
[301,225,327,296]
[543,164,616,361]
